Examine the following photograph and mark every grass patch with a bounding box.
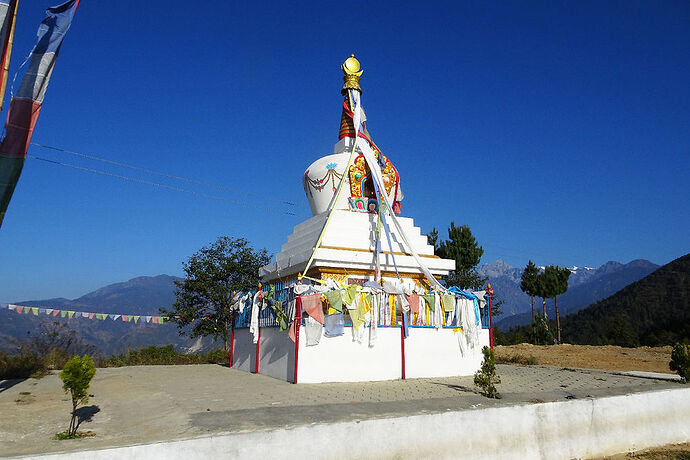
[54,430,96,440]
[2,345,230,379]
[496,354,539,366]
[99,345,229,367]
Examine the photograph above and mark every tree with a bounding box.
[427,227,439,252]
[529,314,553,345]
[474,346,501,398]
[520,261,540,320]
[436,222,486,290]
[534,270,548,318]
[58,355,96,438]
[669,342,689,383]
[161,237,270,351]
[541,265,570,343]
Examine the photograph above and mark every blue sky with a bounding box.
[0,0,688,301]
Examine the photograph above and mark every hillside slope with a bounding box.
[560,253,689,346]
[1,275,214,355]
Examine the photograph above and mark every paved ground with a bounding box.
[0,364,682,458]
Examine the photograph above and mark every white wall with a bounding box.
[258,327,295,382]
[297,326,402,383]
[231,329,256,373]
[235,324,490,383]
[40,388,690,459]
[405,328,488,379]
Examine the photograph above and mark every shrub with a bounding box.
[0,351,48,379]
[530,314,553,345]
[58,355,96,438]
[474,346,501,398]
[204,349,230,364]
[669,342,690,383]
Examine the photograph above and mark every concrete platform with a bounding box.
[1,364,687,459]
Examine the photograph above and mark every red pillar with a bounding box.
[487,284,495,349]
[400,315,406,380]
[293,296,302,384]
[254,327,260,373]
[229,311,235,367]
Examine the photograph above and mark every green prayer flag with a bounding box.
[441,294,455,312]
[325,290,343,312]
[342,285,358,306]
[422,295,435,312]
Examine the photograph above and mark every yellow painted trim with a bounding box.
[319,245,441,259]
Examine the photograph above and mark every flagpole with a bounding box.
[0,0,19,112]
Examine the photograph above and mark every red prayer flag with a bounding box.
[300,293,325,324]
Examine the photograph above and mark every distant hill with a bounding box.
[559,254,690,347]
[1,275,214,356]
[479,259,659,329]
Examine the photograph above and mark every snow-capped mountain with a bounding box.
[476,259,659,328]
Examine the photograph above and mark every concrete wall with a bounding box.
[231,329,256,373]
[257,327,295,382]
[38,387,690,459]
[233,324,490,383]
[405,327,488,379]
[297,326,402,383]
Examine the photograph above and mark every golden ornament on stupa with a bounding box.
[341,53,363,94]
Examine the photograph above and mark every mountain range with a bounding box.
[560,253,689,346]
[0,275,212,356]
[1,257,662,354]
[477,259,659,329]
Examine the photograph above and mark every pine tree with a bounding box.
[541,265,571,343]
[520,260,540,320]
[436,222,486,290]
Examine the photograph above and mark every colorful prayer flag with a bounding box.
[0,0,79,227]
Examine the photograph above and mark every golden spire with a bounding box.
[341,54,363,95]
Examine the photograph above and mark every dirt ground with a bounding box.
[598,442,690,459]
[495,343,674,374]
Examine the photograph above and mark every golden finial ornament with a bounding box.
[341,53,363,95]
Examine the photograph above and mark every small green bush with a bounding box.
[204,349,230,364]
[0,351,48,379]
[474,346,501,398]
[669,342,690,383]
[99,345,231,367]
[529,314,553,345]
[59,355,96,438]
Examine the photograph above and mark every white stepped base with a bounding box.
[260,210,454,281]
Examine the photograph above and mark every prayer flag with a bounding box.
[122,315,129,322]
[133,316,139,323]
[0,0,79,227]
[300,294,324,324]
[52,309,59,316]
[15,305,22,314]
[67,311,74,319]
[0,0,19,110]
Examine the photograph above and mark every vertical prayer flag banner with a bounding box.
[0,0,19,110]
[0,0,79,227]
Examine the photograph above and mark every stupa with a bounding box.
[229,56,489,384]
[260,55,455,287]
